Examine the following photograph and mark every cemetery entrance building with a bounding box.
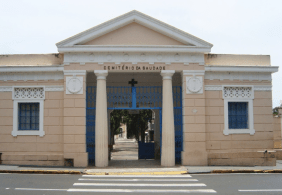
[0,10,278,168]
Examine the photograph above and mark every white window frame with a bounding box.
[223,85,255,135]
[12,86,45,137]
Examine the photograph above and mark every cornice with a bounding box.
[64,52,205,65]
[205,72,272,81]
[0,66,64,72]
[205,66,279,73]
[58,45,211,53]
[0,72,64,81]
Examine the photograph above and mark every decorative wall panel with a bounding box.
[13,87,45,99]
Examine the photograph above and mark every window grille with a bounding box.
[228,102,248,129]
[14,87,44,99]
[18,103,39,130]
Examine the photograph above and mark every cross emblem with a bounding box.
[128,79,138,87]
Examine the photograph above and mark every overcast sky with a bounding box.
[1,0,281,107]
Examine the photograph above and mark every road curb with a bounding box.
[85,171,188,175]
[0,170,82,174]
[2,169,282,175]
[207,169,282,174]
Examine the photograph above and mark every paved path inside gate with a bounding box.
[109,138,161,168]
[111,138,138,160]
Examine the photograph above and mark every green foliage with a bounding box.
[110,110,128,136]
[110,109,152,142]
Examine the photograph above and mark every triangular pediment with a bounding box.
[56,10,213,53]
[82,22,188,46]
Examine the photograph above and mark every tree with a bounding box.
[122,110,152,142]
[110,110,128,145]
[109,109,152,145]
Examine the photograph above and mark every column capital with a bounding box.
[160,70,175,80]
[94,70,108,80]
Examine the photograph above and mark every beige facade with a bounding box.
[0,10,280,167]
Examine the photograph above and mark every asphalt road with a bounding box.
[1,173,282,195]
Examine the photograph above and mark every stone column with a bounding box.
[94,70,108,167]
[160,70,175,166]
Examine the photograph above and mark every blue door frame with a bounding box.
[86,86,182,165]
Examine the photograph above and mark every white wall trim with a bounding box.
[0,86,12,91]
[63,70,86,76]
[223,99,255,136]
[0,72,64,81]
[205,72,272,81]
[12,99,45,137]
[0,86,64,92]
[58,46,211,53]
[254,85,273,91]
[205,85,272,91]
[45,85,64,91]
[222,86,255,136]
[63,52,205,65]
[205,66,278,73]
[12,86,45,137]
[182,70,205,76]
[205,85,222,91]
[0,66,64,72]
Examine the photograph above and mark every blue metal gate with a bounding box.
[86,86,96,165]
[86,86,182,165]
[173,86,183,164]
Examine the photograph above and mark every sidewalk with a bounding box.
[0,165,84,174]
[185,160,282,174]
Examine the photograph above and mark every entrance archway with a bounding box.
[86,73,182,166]
[109,109,159,167]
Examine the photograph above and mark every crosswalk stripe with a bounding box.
[239,189,282,192]
[82,174,192,178]
[15,188,68,191]
[73,183,206,187]
[79,178,198,182]
[68,189,216,193]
